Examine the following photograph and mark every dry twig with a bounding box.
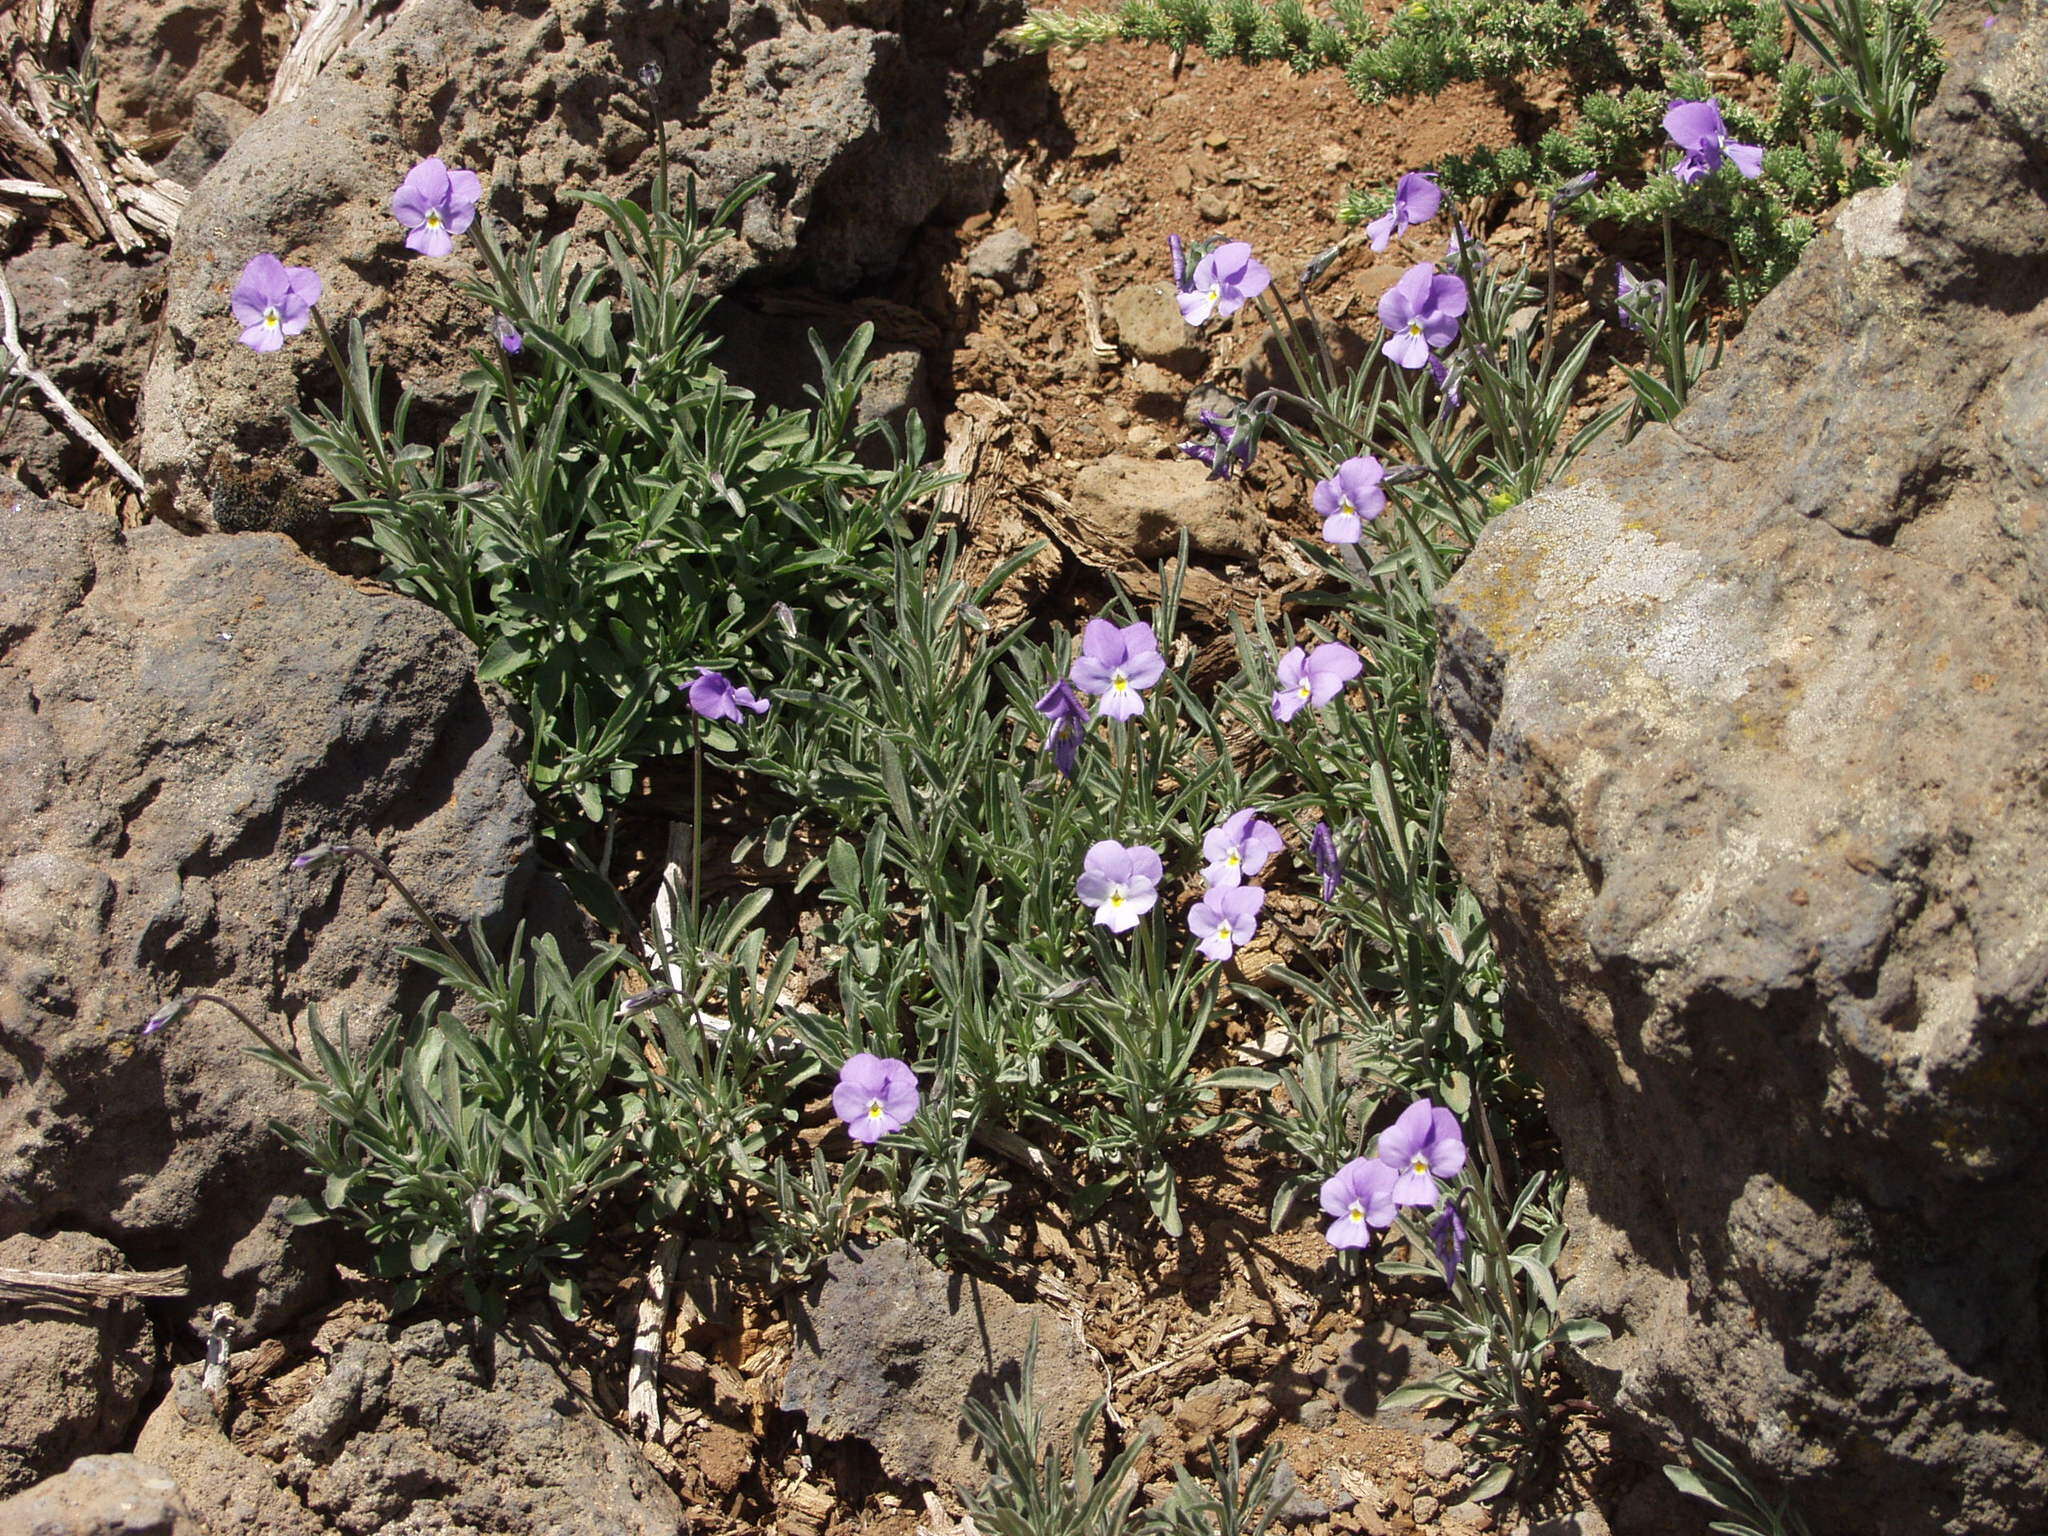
[0,262,145,489]
[0,1263,189,1304]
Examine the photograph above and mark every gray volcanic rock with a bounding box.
[1433,14,2048,1535]
[138,0,1030,530]
[782,1240,1103,1494]
[134,1320,683,1534]
[0,1454,198,1536]
[0,1235,157,1494]
[0,490,536,1332]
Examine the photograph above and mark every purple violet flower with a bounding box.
[391,156,482,257]
[1310,820,1342,901]
[1378,263,1468,370]
[1075,839,1163,934]
[1272,643,1363,722]
[687,668,770,723]
[1069,618,1165,722]
[1365,171,1443,252]
[1035,679,1089,779]
[1552,169,1601,208]
[1376,1097,1468,1208]
[832,1053,921,1144]
[230,254,323,354]
[1177,241,1272,325]
[1663,99,1764,186]
[1320,1156,1399,1249]
[1312,455,1386,544]
[1178,410,1256,482]
[491,314,523,354]
[1201,809,1284,889]
[1169,233,1190,292]
[1431,1197,1468,1282]
[1188,883,1264,963]
[1617,264,1667,334]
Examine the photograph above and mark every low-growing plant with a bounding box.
[1665,1439,1817,1536]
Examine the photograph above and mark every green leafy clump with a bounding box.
[292,171,946,826]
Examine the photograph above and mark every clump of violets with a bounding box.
[1617,264,1667,334]
[1201,809,1283,889]
[1376,1097,1467,1207]
[1178,409,1255,482]
[1177,240,1271,326]
[1271,642,1362,722]
[1310,820,1343,901]
[1069,617,1165,722]
[1076,840,1163,934]
[1034,679,1088,778]
[230,254,322,354]
[833,1054,920,1144]
[1320,1157,1398,1248]
[1312,455,1385,544]
[1188,883,1263,962]
[1378,263,1468,370]
[391,156,482,257]
[1365,171,1442,252]
[1663,99,1763,185]
[686,668,769,723]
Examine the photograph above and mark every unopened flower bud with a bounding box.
[619,984,676,1017]
[141,995,193,1035]
[290,844,338,872]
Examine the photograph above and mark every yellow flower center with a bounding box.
[1298,682,1313,700]
[1215,921,1233,943]
[1110,671,1129,693]
[1411,1154,1430,1176]
[426,210,443,229]
[867,1100,885,1121]
[263,307,280,330]
[1108,890,1126,909]
[1208,284,1223,305]
[1226,850,1241,868]
[1347,1202,1366,1223]
[1407,320,1424,337]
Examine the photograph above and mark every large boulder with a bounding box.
[0,490,537,1332]
[0,1454,198,1536]
[134,1319,685,1535]
[1433,14,2048,1534]
[0,1234,157,1494]
[138,0,1031,530]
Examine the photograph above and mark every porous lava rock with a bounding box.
[0,1454,198,1536]
[0,1234,157,1494]
[0,489,536,1332]
[134,1319,684,1534]
[139,0,1032,530]
[1433,13,2048,1534]
[781,1240,1103,1494]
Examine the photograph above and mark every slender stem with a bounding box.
[690,730,704,940]
[330,844,482,989]
[178,992,299,1063]
[311,310,399,496]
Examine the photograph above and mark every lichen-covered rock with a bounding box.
[134,1319,683,1535]
[0,1235,157,1494]
[1432,14,2048,1535]
[0,1454,197,1536]
[0,489,537,1334]
[781,1240,1103,1494]
[139,0,1032,530]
